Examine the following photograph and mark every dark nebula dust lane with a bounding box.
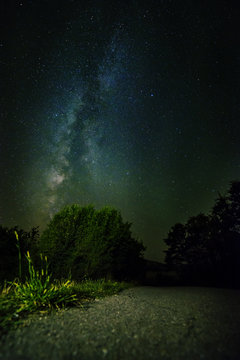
[1,0,240,261]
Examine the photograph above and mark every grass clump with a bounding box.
[0,232,132,336]
[70,278,131,299]
[12,251,77,313]
[0,251,77,336]
[0,276,130,336]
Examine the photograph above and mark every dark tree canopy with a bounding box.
[39,204,145,280]
[164,181,240,287]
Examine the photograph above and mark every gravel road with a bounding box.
[1,286,240,360]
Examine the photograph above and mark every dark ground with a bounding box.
[0,286,240,360]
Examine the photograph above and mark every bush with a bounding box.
[39,205,145,281]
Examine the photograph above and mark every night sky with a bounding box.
[1,0,240,261]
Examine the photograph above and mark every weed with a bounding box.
[12,251,77,313]
[14,230,22,280]
[0,231,132,336]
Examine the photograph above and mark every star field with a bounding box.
[1,0,240,261]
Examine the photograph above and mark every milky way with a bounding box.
[27,28,139,224]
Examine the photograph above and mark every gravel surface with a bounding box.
[0,286,240,360]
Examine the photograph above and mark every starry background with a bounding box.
[1,0,240,261]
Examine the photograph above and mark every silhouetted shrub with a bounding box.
[39,204,145,281]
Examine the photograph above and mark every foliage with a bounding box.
[69,278,131,299]
[0,282,20,335]
[0,277,131,336]
[15,231,22,280]
[12,251,77,313]
[164,223,186,266]
[0,247,76,335]
[39,204,145,280]
[164,181,240,287]
[0,232,131,336]
[0,225,39,282]
[0,276,131,336]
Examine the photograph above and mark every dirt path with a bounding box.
[1,286,240,360]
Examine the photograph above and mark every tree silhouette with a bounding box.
[211,181,240,286]
[39,204,145,280]
[164,181,240,287]
[164,223,186,266]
